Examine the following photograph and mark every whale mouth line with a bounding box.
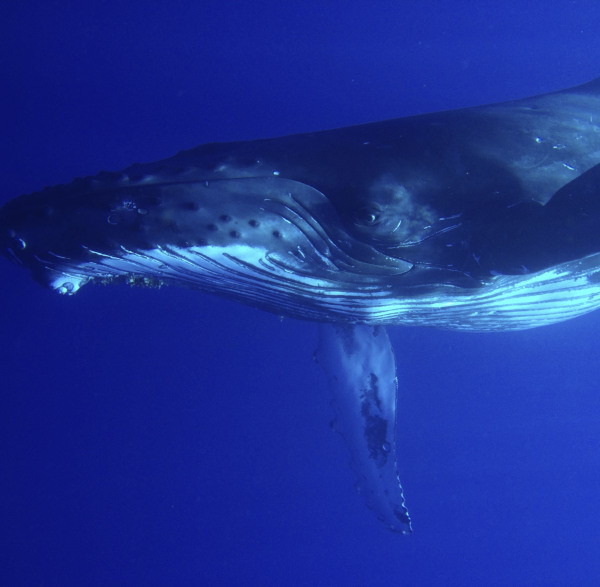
[259,191,415,277]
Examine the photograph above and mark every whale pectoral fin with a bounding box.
[316,324,412,534]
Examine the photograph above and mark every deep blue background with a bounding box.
[2,2,600,585]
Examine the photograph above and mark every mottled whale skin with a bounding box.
[3,78,600,533]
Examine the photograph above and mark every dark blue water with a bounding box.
[2,2,600,585]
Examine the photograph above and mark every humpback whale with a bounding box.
[3,78,600,534]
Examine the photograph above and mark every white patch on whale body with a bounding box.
[47,243,600,333]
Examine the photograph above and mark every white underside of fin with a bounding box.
[317,324,412,534]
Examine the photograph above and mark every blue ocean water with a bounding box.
[2,2,600,585]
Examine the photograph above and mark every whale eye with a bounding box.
[353,204,382,226]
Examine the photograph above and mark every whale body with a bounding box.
[3,78,600,533]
